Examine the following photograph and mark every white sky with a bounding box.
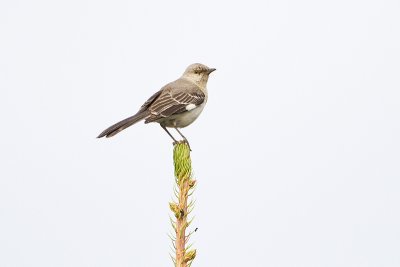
[1,0,400,266]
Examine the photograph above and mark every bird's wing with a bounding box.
[137,89,164,113]
[145,81,205,123]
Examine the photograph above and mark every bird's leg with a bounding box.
[174,127,188,141]
[174,128,191,150]
[161,125,178,144]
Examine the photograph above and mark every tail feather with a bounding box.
[97,111,149,138]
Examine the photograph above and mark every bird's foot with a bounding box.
[183,139,192,151]
[172,139,192,151]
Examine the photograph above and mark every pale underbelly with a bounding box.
[158,102,206,128]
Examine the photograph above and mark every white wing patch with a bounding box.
[185,103,197,111]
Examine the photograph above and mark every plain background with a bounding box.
[1,0,399,266]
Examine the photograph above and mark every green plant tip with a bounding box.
[173,142,192,182]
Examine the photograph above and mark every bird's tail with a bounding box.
[97,111,150,138]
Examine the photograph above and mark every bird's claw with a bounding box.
[183,139,192,151]
[172,140,192,151]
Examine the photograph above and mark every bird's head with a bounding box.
[182,63,216,88]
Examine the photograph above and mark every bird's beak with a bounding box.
[207,68,216,74]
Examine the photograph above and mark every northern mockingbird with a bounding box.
[97,63,216,145]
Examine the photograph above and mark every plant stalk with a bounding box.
[170,142,196,267]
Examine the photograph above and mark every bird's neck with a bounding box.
[182,75,209,91]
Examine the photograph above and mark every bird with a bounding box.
[97,63,216,146]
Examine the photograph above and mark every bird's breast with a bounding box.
[162,102,206,128]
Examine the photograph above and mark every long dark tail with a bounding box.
[97,111,150,138]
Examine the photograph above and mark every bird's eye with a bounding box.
[194,68,204,74]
